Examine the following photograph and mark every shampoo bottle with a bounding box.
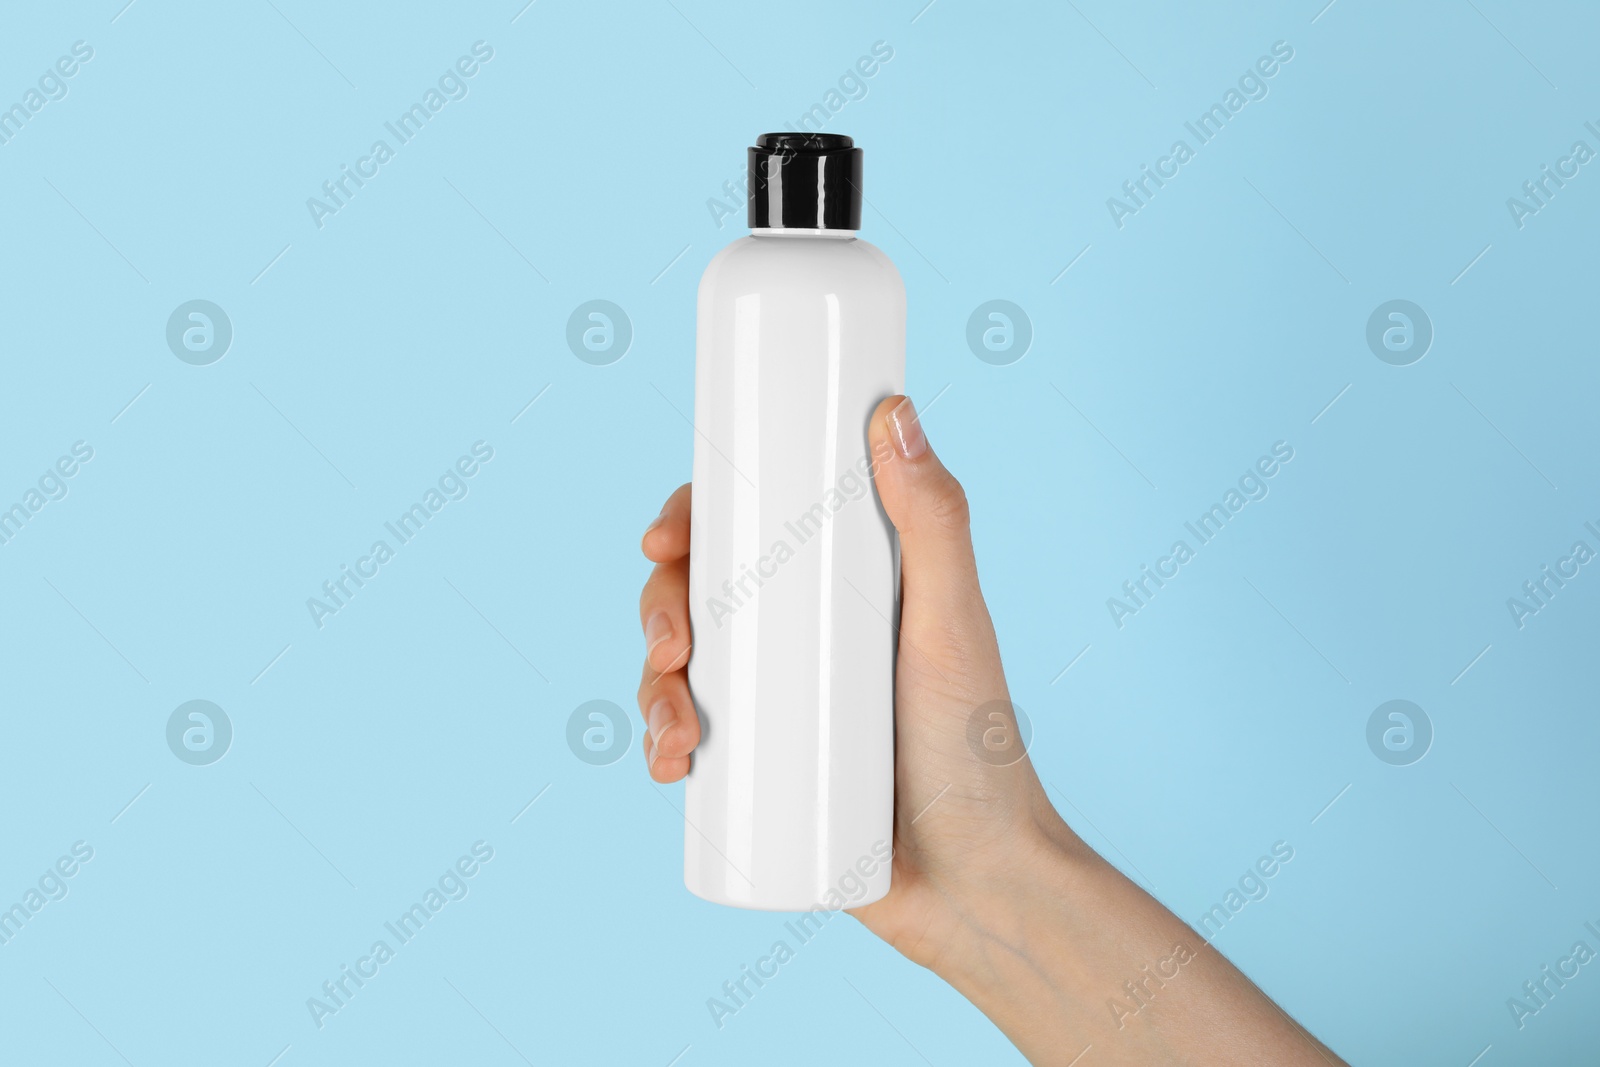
[685,133,905,910]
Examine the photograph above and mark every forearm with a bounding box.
[932,827,1344,1066]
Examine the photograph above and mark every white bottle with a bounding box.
[685,134,905,910]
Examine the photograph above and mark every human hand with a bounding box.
[637,396,1345,1066]
[636,395,1069,968]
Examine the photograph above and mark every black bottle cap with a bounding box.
[747,132,863,231]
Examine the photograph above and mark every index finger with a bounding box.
[641,482,692,563]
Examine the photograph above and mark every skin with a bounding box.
[637,395,1347,1066]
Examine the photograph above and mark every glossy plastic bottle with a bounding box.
[685,134,904,910]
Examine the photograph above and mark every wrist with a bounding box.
[936,817,1101,994]
[919,797,1235,1064]
[916,810,1344,1067]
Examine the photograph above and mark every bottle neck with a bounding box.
[750,227,857,239]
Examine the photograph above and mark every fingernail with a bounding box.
[643,510,666,536]
[648,699,675,761]
[645,613,672,660]
[887,398,927,460]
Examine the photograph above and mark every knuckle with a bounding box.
[636,665,659,706]
[638,564,669,619]
[926,476,970,532]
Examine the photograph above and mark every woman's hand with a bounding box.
[637,396,1345,1066]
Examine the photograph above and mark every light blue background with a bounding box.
[1,1,1596,1064]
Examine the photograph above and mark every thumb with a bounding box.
[868,395,990,640]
